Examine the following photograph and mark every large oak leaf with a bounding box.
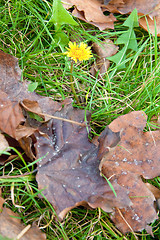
[35,104,131,219]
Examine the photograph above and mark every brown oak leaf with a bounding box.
[63,0,116,30]
[100,111,160,233]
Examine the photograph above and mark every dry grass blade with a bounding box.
[116,208,138,240]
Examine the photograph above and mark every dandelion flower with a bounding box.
[65,42,93,63]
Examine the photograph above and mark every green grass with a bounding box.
[0,0,160,239]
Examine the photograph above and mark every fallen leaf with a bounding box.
[64,0,160,34]
[18,136,36,160]
[139,15,160,36]
[0,189,5,211]
[104,0,160,35]
[0,90,25,139]
[72,7,116,31]
[90,39,119,75]
[111,174,157,235]
[145,183,160,199]
[0,50,21,93]
[104,0,159,16]
[35,104,131,219]
[0,133,9,153]
[63,0,116,30]
[0,50,68,157]
[0,50,132,221]
[0,207,46,240]
[100,111,160,233]
[0,50,160,235]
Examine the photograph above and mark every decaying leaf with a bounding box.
[111,174,157,235]
[139,15,160,36]
[0,189,5,211]
[72,7,116,31]
[0,207,46,240]
[0,90,25,139]
[103,0,159,17]
[0,50,21,93]
[35,104,131,219]
[0,50,160,236]
[64,0,160,35]
[63,0,116,30]
[0,50,67,157]
[90,39,119,75]
[0,133,9,153]
[100,111,160,233]
[103,0,160,35]
[145,182,160,200]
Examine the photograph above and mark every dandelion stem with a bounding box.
[70,61,80,104]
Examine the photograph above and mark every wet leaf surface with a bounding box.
[35,104,131,219]
[101,111,160,233]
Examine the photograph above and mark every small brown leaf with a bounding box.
[18,136,36,160]
[104,0,159,16]
[0,50,21,92]
[63,0,116,30]
[73,7,116,30]
[139,15,160,36]
[0,90,25,138]
[91,39,119,75]
[0,207,46,240]
[145,183,160,199]
[0,133,9,152]
[0,189,4,211]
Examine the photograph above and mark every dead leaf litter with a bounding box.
[0,48,160,235]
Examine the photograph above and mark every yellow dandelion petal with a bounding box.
[64,41,93,63]
[80,42,88,49]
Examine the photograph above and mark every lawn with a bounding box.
[0,0,160,239]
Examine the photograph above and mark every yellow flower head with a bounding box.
[64,42,93,63]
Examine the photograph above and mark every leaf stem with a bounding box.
[20,102,85,126]
[70,61,80,104]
